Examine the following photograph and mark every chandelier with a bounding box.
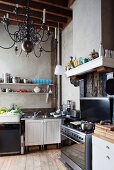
[0,0,57,58]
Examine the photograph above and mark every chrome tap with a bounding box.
[33,111,41,117]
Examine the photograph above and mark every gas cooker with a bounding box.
[66,123,94,134]
[61,123,92,170]
[62,121,94,134]
[61,124,93,145]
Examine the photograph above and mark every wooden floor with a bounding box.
[0,149,68,170]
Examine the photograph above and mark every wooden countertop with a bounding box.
[92,133,114,144]
[93,123,114,143]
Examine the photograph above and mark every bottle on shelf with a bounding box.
[99,42,104,57]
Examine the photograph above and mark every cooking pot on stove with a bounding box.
[81,121,94,131]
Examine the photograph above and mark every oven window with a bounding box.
[61,134,85,170]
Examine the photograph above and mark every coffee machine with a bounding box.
[66,100,72,117]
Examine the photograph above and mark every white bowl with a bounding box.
[34,86,40,93]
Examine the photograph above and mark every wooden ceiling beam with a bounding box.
[32,0,70,10]
[0,0,72,18]
[0,16,60,30]
[30,1,72,18]
[0,0,72,30]
[68,0,75,7]
[0,12,63,29]
[0,4,67,24]
[0,4,66,26]
[34,0,69,7]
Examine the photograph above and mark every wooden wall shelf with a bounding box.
[65,56,114,77]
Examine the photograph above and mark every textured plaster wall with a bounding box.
[0,24,53,108]
[62,0,103,110]
[62,21,80,110]
[73,0,101,58]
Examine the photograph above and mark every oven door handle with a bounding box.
[61,133,82,144]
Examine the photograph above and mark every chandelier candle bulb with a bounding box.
[43,9,46,24]
[55,27,57,39]
[48,26,49,31]
[16,4,18,8]
[6,13,9,19]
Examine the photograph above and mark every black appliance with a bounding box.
[80,97,112,123]
[0,123,21,155]
[61,124,92,170]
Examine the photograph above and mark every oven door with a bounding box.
[61,132,85,170]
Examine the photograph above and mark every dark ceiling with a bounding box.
[0,0,74,30]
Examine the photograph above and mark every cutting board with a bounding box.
[95,124,114,131]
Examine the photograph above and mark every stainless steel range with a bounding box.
[61,97,112,170]
[61,124,92,170]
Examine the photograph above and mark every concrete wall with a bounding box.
[61,0,105,110]
[73,0,101,58]
[0,24,54,108]
[102,0,114,49]
[62,21,80,110]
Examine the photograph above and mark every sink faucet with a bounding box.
[33,111,41,117]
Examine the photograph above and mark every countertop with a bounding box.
[21,115,64,120]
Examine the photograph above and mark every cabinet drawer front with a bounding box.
[25,121,43,146]
[92,144,114,170]
[92,135,114,154]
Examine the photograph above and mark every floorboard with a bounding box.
[0,149,68,170]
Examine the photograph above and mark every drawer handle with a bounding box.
[106,146,110,149]
[106,156,110,160]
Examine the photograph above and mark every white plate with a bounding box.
[70,121,81,126]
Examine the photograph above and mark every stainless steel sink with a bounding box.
[37,115,50,118]
[24,115,51,119]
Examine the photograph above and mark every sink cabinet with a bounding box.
[92,135,114,170]
[25,119,61,146]
[44,119,61,144]
[25,119,44,146]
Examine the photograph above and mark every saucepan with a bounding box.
[81,121,94,131]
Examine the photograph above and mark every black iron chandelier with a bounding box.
[0,0,57,58]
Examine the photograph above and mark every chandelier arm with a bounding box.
[5,24,21,36]
[17,48,23,57]
[39,29,45,42]
[33,47,41,58]
[0,42,15,49]
[4,24,21,43]
[26,53,29,57]
[41,34,50,42]
[38,29,50,43]
[41,47,54,53]
[41,40,57,53]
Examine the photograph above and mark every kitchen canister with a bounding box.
[3,73,9,83]
[99,42,104,57]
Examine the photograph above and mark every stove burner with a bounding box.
[63,123,94,134]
